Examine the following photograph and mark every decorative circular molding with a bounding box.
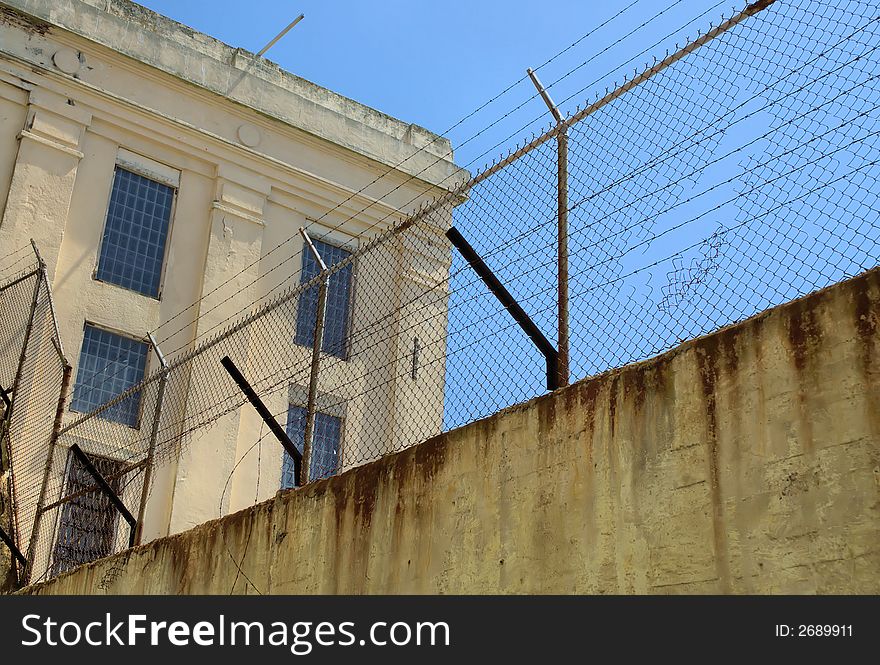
[53,48,82,75]
[237,123,261,148]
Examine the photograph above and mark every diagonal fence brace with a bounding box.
[0,523,26,569]
[68,444,138,548]
[446,226,560,391]
[220,355,302,486]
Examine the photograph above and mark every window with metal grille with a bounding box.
[51,450,126,577]
[281,405,342,488]
[96,166,174,298]
[294,239,353,359]
[69,325,148,427]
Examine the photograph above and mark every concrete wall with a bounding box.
[21,268,880,594]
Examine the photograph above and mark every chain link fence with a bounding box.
[3,0,878,585]
[0,251,67,588]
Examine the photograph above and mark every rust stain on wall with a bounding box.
[608,374,620,437]
[623,365,647,415]
[537,393,557,439]
[695,337,719,438]
[352,461,382,530]
[166,527,198,593]
[784,297,824,455]
[413,431,449,482]
[578,377,602,436]
[720,326,741,377]
[785,298,821,374]
[853,271,880,447]
[854,271,879,379]
[694,333,731,593]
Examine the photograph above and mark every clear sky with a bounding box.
[133,1,879,429]
[135,0,726,167]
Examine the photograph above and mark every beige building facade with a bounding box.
[0,0,464,572]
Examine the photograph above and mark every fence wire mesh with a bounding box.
[0,258,67,587]
[3,0,878,585]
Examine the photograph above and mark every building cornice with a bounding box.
[0,0,469,190]
[0,59,438,232]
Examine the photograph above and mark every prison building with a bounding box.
[0,0,465,576]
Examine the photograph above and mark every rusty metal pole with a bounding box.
[133,333,168,545]
[299,228,329,486]
[527,67,569,387]
[6,271,42,429]
[24,361,71,585]
[556,128,570,387]
[2,268,43,583]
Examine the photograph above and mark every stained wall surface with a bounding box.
[22,268,880,594]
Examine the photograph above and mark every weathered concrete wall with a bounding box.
[23,269,880,594]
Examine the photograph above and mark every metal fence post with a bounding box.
[528,67,570,388]
[134,333,168,546]
[299,228,329,486]
[556,128,570,387]
[3,268,43,581]
[24,361,71,585]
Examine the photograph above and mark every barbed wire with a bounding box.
[58,0,698,406]
[139,0,674,350]
[5,0,878,583]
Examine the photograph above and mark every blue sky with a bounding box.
[136,0,727,167]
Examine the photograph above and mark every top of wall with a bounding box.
[0,0,464,189]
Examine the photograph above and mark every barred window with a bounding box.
[51,450,126,577]
[96,166,174,298]
[281,405,342,488]
[294,238,353,359]
[70,325,148,427]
